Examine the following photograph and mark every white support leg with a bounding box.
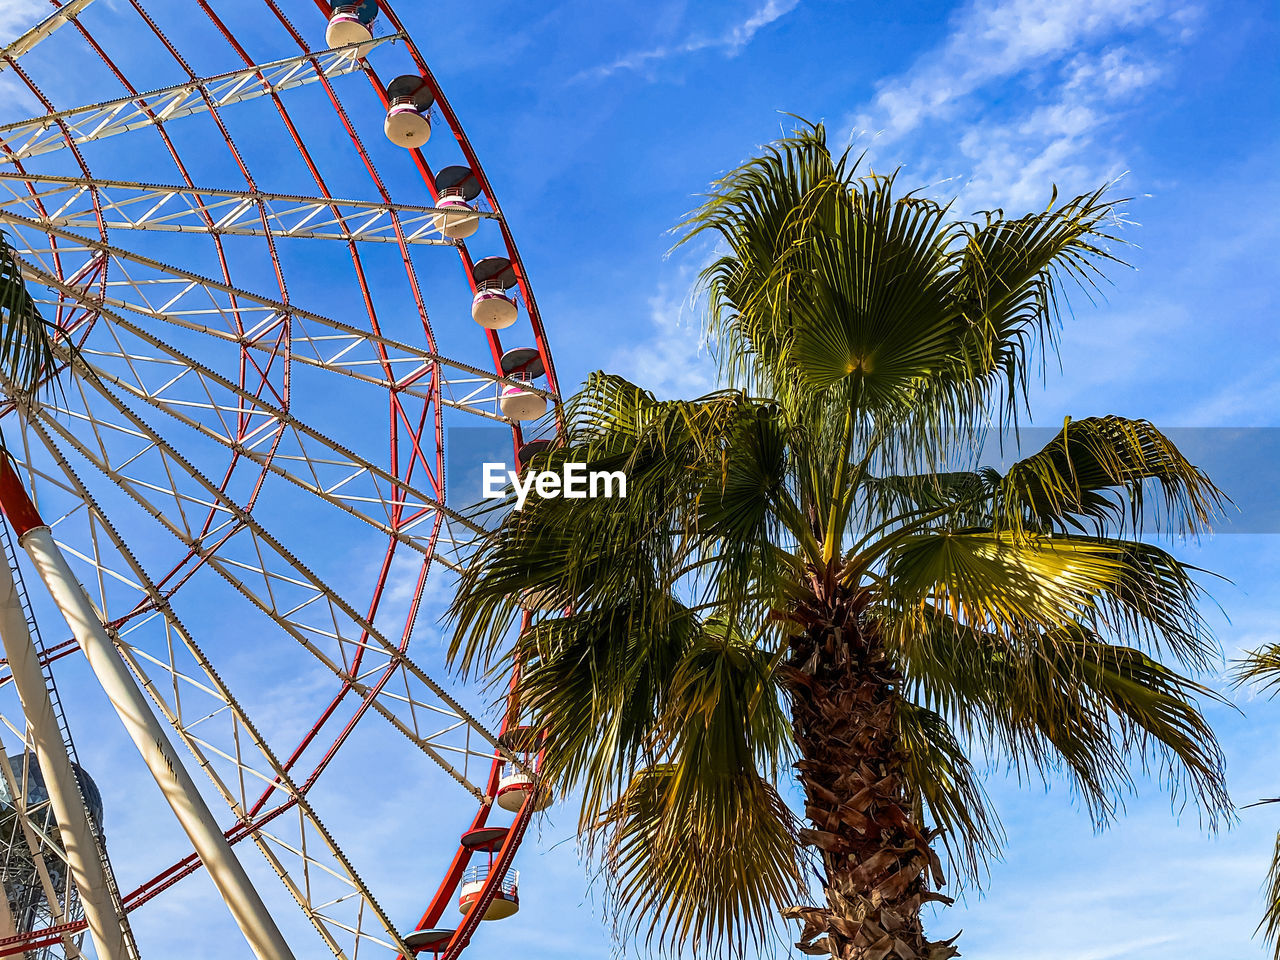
[0,548,129,960]
[17,525,297,960]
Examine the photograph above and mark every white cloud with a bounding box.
[946,755,1277,960]
[579,0,799,80]
[954,96,1124,209]
[725,0,799,52]
[607,272,718,399]
[1176,360,1280,427]
[852,0,1172,143]
[844,0,1194,213]
[0,0,83,114]
[0,0,47,44]
[1064,46,1164,100]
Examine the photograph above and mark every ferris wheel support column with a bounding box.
[0,461,298,960]
[0,549,128,960]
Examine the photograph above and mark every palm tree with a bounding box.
[0,228,59,400]
[448,124,1232,959]
[1233,650,1280,958]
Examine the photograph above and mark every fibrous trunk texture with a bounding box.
[781,563,958,960]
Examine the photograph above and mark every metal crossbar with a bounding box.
[0,35,406,164]
[0,174,499,245]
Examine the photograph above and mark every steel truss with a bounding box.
[0,1,98,71]
[0,174,498,245]
[0,37,406,165]
[0,741,87,958]
[0,405,528,959]
[0,1,557,956]
[0,214,558,423]
[10,247,493,572]
[0,432,432,959]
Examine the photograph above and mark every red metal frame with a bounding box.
[0,1,557,956]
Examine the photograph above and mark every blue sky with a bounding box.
[1,1,1278,958]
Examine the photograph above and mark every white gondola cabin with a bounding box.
[384,75,434,147]
[457,865,519,920]
[432,166,482,240]
[497,347,547,422]
[471,256,519,329]
[326,1,378,56]
[457,828,519,920]
[495,726,552,812]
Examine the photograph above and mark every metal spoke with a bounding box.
[1,437,440,960]
[0,744,86,958]
[0,36,407,164]
[23,400,516,798]
[15,245,488,557]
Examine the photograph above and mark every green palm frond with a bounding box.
[860,468,1002,533]
[897,701,1002,886]
[601,765,800,956]
[874,530,1216,669]
[1232,649,1280,958]
[675,123,1127,459]
[596,623,798,955]
[514,597,696,824]
[1261,832,1280,959]
[771,175,960,401]
[879,530,1136,629]
[895,614,1229,827]
[659,618,793,780]
[675,121,847,398]
[1062,637,1230,820]
[679,127,965,418]
[943,187,1123,420]
[0,230,58,398]
[448,375,804,679]
[859,416,1222,540]
[996,416,1224,536]
[1232,644,1280,695]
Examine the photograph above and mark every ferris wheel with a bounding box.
[0,2,560,958]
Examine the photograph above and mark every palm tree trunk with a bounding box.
[781,566,958,960]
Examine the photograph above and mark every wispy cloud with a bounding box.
[0,1,77,113]
[1177,360,1280,427]
[0,0,47,44]
[726,0,799,51]
[852,0,1180,144]
[578,0,799,81]
[847,0,1200,210]
[946,751,1276,960]
[607,266,718,399]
